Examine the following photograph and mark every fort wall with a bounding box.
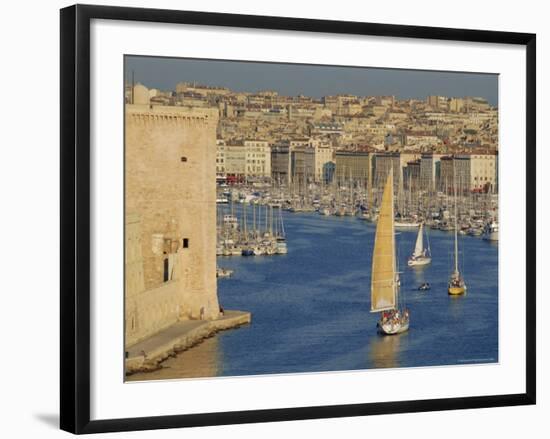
[125,104,220,347]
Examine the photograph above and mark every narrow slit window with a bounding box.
[163,258,169,282]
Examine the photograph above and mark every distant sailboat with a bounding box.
[370,169,410,335]
[407,223,431,267]
[395,170,419,229]
[275,206,288,254]
[448,159,467,295]
[394,219,420,229]
[483,220,499,241]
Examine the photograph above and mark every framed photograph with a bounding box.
[60,4,536,434]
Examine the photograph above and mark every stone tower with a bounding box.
[125,103,220,347]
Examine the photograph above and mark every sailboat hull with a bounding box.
[394,222,419,229]
[448,285,466,295]
[407,257,431,267]
[378,319,409,335]
[483,231,498,241]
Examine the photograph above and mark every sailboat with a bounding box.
[394,170,419,229]
[275,206,288,254]
[448,159,467,295]
[407,223,431,266]
[370,169,410,335]
[482,220,499,241]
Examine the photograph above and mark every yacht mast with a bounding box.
[453,157,459,274]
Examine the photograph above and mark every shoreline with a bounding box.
[125,310,251,375]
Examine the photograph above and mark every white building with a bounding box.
[217,139,271,180]
[244,140,271,178]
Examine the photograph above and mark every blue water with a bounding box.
[135,209,498,380]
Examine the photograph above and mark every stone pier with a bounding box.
[125,310,251,375]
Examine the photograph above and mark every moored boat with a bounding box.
[394,219,420,229]
[276,238,288,254]
[483,221,499,241]
[241,248,254,256]
[216,267,234,278]
[357,211,370,220]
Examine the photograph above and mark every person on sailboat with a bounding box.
[450,271,462,287]
[395,273,401,287]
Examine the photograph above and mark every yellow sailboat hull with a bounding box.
[448,286,466,295]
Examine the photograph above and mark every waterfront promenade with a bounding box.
[126,310,251,375]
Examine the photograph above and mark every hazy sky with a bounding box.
[125,56,498,106]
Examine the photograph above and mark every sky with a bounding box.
[125,56,498,106]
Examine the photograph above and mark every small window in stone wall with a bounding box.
[163,258,169,282]
[183,238,189,248]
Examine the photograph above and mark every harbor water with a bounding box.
[137,208,498,380]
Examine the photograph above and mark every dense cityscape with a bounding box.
[128,80,498,194]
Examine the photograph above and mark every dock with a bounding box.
[125,310,251,375]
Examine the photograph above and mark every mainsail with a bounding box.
[413,224,424,258]
[370,170,396,312]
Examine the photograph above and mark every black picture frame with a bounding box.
[60,4,536,434]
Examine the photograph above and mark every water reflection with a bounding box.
[368,332,407,369]
[448,292,467,321]
[127,336,222,381]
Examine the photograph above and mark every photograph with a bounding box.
[123,56,499,381]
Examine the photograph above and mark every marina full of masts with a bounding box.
[216,175,499,255]
[217,197,288,257]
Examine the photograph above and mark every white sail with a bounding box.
[413,224,424,258]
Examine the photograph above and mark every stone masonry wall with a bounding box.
[125,104,220,348]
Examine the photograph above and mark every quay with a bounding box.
[125,310,251,375]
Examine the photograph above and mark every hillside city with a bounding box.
[127,80,498,194]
